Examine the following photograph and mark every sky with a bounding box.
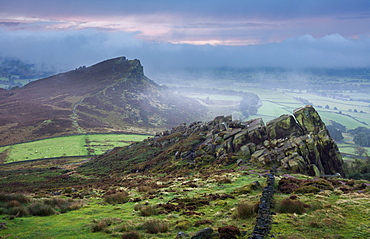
[1,0,370,73]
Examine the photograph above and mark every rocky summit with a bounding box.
[81,105,345,177]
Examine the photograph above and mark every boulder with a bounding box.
[266,114,303,139]
[293,105,326,134]
[218,225,241,239]
[191,227,214,239]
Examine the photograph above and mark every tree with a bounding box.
[327,125,344,142]
[239,93,261,118]
[354,146,367,156]
[330,120,346,133]
[325,105,330,109]
[353,132,370,147]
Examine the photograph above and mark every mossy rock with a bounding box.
[294,185,320,194]
[303,178,334,191]
[175,220,191,230]
[232,181,261,195]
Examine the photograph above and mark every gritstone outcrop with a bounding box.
[82,105,345,177]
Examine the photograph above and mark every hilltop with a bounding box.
[0,57,206,146]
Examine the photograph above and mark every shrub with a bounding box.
[104,192,129,204]
[122,231,140,239]
[28,203,56,216]
[7,200,21,208]
[142,219,169,234]
[11,206,29,217]
[276,199,308,214]
[233,202,258,219]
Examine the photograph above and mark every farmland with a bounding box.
[0,134,151,164]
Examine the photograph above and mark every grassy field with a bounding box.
[0,167,369,239]
[0,134,151,164]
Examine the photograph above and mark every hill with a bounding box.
[0,57,206,146]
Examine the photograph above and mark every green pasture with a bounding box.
[253,101,293,122]
[240,87,370,130]
[317,111,368,129]
[0,134,151,164]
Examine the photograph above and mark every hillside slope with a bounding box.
[0,57,206,146]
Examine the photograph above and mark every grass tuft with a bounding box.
[233,201,259,219]
[27,202,56,216]
[276,198,308,214]
[104,191,129,204]
[142,219,169,234]
[90,217,122,232]
[121,231,141,239]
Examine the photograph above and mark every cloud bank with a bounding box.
[0,29,369,74]
[1,1,370,73]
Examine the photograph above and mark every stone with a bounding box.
[218,225,241,239]
[293,105,326,135]
[266,114,303,139]
[308,164,321,177]
[177,231,190,238]
[191,227,214,239]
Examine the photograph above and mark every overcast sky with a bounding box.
[1,0,370,73]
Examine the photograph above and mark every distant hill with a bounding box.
[0,57,206,146]
[0,57,54,89]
